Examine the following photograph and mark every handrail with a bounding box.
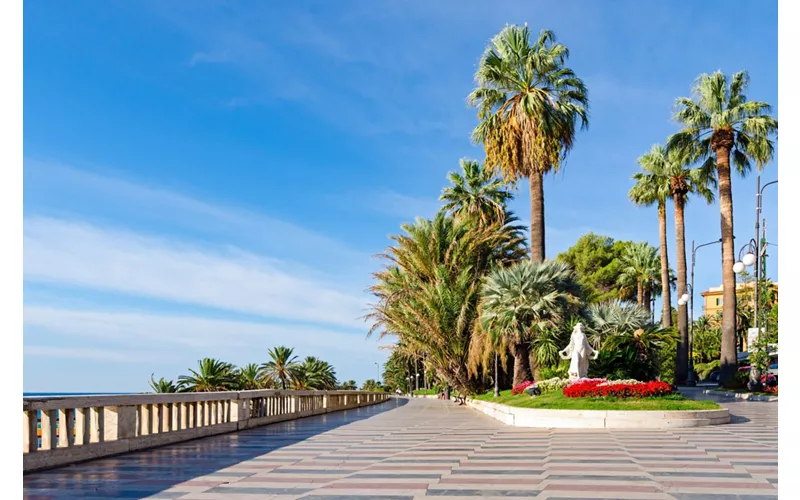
[22,389,390,473]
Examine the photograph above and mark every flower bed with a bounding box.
[511,381,534,395]
[563,379,672,398]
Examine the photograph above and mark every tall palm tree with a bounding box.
[236,363,264,391]
[636,144,715,382]
[177,358,236,392]
[440,158,513,225]
[630,147,673,328]
[668,71,777,383]
[617,243,661,309]
[477,260,583,385]
[469,25,588,262]
[261,346,299,390]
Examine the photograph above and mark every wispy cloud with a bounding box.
[365,190,442,220]
[24,216,369,330]
[24,345,158,364]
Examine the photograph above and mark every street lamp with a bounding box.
[415,373,420,391]
[374,362,380,383]
[730,175,776,390]
[680,238,721,386]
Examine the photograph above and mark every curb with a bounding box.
[702,389,778,402]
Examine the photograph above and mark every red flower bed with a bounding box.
[563,379,672,398]
[511,381,534,395]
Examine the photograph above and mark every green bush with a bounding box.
[695,360,720,381]
[538,362,568,380]
[655,336,677,384]
[723,370,749,390]
[535,377,570,393]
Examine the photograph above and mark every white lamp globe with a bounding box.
[742,252,757,267]
[733,261,746,273]
[678,298,686,306]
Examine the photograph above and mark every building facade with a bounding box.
[700,281,778,317]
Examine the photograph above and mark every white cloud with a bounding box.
[23,346,156,364]
[24,216,369,330]
[24,306,389,381]
[366,190,442,220]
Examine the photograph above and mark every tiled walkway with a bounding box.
[24,389,777,500]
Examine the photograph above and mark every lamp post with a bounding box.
[731,176,777,391]
[493,353,500,397]
[374,362,380,384]
[678,238,721,386]
[415,373,420,391]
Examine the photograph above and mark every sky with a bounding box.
[22,0,778,393]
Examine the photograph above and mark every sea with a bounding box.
[24,392,136,398]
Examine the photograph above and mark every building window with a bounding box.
[715,298,722,306]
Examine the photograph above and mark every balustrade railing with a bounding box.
[23,390,389,472]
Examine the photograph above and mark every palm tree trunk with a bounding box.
[512,342,533,386]
[643,284,651,314]
[716,145,738,385]
[529,173,546,262]
[674,194,689,384]
[658,202,672,328]
[637,281,643,306]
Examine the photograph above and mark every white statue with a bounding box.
[558,323,599,380]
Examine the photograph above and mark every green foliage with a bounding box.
[556,234,637,303]
[261,346,300,390]
[723,370,749,390]
[537,362,569,380]
[656,334,678,384]
[589,326,677,381]
[361,379,382,392]
[149,374,178,393]
[692,316,721,364]
[367,212,526,394]
[236,363,265,390]
[295,356,337,390]
[337,380,358,390]
[585,300,651,348]
[177,358,237,392]
[617,242,661,304]
[695,360,720,381]
[440,159,514,226]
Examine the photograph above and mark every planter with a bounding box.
[467,398,730,429]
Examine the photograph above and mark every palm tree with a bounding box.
[585,299,651,349]
[236,363,264,391]
[338,380,358,391]
[668,70,777,383]
[367,213,526,394]
[636,144,715,383]
[630,148,673,327]
[617,243,661,309]
[469,25,588,262]
[261,346,299,390]
[297,356,337,390]
[440,158,513,226]
[477,259,583,385]
[149,374,178,393]
[177,358,236,392]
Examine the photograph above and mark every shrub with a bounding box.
[695,360,720,381]
[563,379,673,398]
[535,377,570,393]
[538,363,569,380]
[724,370,749,390]
[511,381,534,395]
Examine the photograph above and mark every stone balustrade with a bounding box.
[23,389,389,472]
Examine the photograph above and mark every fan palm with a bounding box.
[367,213,526,394]
[476,259,583,385]
[149,374,178,393]
[668,70,777,383]
[236,363,264,391]
[617,243,661,309]
[177,358,236,392]
[440,158,513,226]
[338,380,358,391]
[585,299,651,348]
[636,144,716,383]
[469,25,588,262]
[261,346,299,390]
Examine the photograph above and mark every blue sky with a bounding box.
[23,1,778,393]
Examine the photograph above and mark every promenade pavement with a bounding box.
[23,388,777,500]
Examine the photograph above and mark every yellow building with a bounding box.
[700,282,778,317]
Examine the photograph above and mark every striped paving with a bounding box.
[23,388,777,499]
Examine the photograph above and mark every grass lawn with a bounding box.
[474,390,720,411]
[412,388,439,396]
